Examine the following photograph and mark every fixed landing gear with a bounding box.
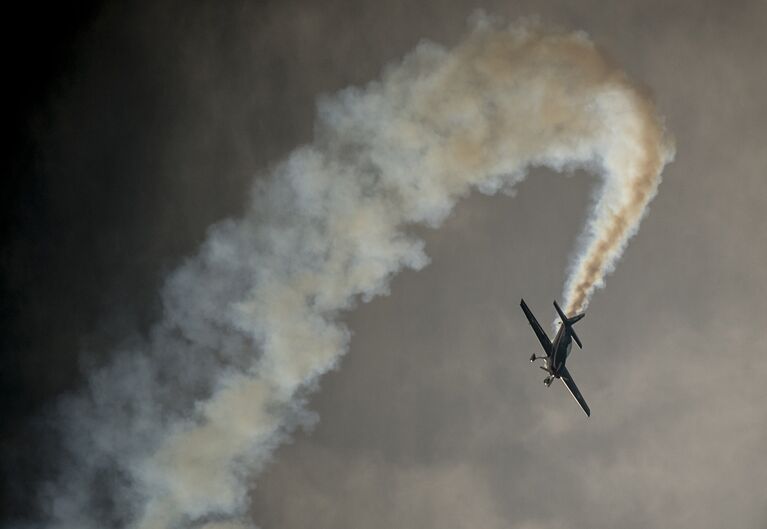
[530,354,552,386]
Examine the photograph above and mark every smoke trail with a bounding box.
[32,15,672,529]
[561,79,675,316]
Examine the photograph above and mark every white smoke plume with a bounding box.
[33,15,673,529]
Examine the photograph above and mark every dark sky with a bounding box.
[3,1,767,527]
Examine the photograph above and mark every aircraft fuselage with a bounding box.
[545,324,574,377]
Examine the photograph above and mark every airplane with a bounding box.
[520,298,591,417]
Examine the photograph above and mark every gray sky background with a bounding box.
[3,1,766,528]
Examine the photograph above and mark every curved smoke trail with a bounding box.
[560,76,674,315]
[34,16,673,529]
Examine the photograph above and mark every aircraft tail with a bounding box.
[553,300,585,349]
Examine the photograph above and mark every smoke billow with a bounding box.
[32,16,673,529]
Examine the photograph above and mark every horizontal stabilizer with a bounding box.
[553,300,584,326]
[570,329,583,349]
[571,329,583,349]
[553,300,585,348]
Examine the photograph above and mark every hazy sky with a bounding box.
[2,1,766,528]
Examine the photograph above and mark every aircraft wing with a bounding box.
[520,299,551,355]
[559,366,591,417]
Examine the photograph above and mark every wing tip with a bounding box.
[560,370,591,418]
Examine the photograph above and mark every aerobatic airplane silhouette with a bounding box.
[520,299,590,417]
